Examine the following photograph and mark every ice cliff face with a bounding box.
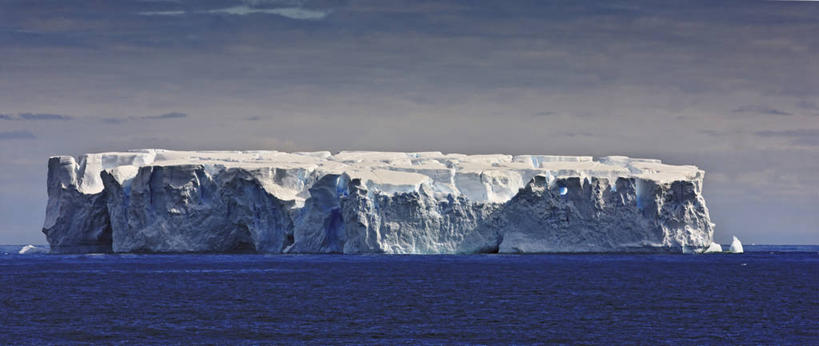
[43,150,716,254]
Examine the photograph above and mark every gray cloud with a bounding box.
[533,111,556,117]
[241,0,304,5]
[101,117,126,124]
[205,6,330,19]
[796,100,819,116]
[142,112,187,120]
[19,113,72,120]
[561,131,595,138]
[136,3,330,20]
[732,105,792,116]
[137,10,186,16]
[102,112,188,123]
[755,129,819,146]
[0,130,36,140]
[797,100,818,110]
[700,129,743,137]
[1,113,73,121]
[700,129,724,137]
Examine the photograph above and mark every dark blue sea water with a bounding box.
[1,245,817,344]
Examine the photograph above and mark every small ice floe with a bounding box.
[18,244,49,255]
[728,236,744,254]
[703,242,723,253]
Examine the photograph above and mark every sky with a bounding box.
[1,0,818,244]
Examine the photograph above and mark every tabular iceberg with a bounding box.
[43,149,716,254]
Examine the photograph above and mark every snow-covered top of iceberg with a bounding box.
[51,149,704,205]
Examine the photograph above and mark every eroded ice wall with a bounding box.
[42,150,715,254]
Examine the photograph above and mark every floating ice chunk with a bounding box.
[703,242,723,253]
[729,236,744,254]
[18,244,48,254]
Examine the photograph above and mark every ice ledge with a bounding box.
[49,149,705,203]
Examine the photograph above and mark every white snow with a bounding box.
[50,149,704,202]
[43,149,716,254]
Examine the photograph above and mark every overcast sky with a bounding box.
[1,0,818,244]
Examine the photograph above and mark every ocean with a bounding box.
[1,245,817,344]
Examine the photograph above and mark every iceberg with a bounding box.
[42,149,717,254]
[18,244,49,254]
[729,236,744,254]
[703,242,723,253]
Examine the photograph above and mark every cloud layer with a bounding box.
[1,113,73,121]
[137,2,330,20]
[0,130,36,140]
[756,129,819,146]
[732,105,792,116]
